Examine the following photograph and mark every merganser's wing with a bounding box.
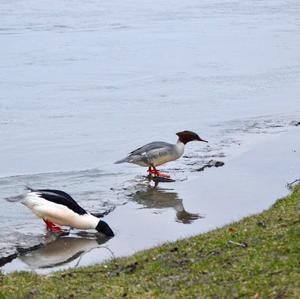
[31,189,87,215]
[142,146,175,165]
[129,141,172,155]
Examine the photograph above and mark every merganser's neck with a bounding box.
[175,139,185,158]
[88,214,100,229]
[72,214,99,230]
[176,139,185,146]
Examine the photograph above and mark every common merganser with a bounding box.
[19,188,114,237]
[115,130,207,177]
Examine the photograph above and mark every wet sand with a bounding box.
[2,126,299,274]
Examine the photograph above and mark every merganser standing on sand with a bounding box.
[115,130,207,177]
[17,188,114,237]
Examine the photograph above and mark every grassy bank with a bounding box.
[1,184,300,298]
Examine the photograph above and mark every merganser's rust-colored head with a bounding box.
[176,130,208,144]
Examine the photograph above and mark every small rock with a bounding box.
[30,288,38,296]
[228,227,236,233]
[194,160,225,172]
[212,161,225,167]
[257,221,266,228]
[122,261,138,274]
[170,247,179,252]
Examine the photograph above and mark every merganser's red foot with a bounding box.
[43,219,63,233]
[155,171,170,178]
[147,168,170,178]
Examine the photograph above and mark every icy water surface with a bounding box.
[0,0,300,272]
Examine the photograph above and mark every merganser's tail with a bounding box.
[114,157,130,164]
[5,186,34,202]
[5,193,26,202]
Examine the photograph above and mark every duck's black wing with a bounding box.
[31,188,87,215]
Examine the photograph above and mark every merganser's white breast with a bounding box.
[174,140,185,159]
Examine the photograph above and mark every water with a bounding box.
[0,0,300,272]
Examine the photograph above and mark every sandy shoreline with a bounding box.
[1,126,299,273]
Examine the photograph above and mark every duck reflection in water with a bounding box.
[129,184,202,224]
[20,232,112,270]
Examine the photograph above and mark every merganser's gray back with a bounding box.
[129,141,173,155]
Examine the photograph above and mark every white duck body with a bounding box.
[22,192,99,229]
[115,140,185,168]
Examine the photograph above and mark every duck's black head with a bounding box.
[176,130,208,144]
[96,220,114,237]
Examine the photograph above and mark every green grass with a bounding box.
[1,184,300,298]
